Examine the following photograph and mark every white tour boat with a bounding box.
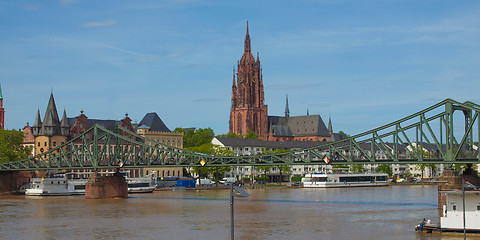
[126,177,156,193]
[302,173,389,188]
[25,174,88,196]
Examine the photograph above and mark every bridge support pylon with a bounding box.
[85,171,128,199]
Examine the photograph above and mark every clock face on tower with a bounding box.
[239,76,243,82]
[253,76,256,82]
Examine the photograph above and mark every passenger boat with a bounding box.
[126,177,156,193]
[302,173,389,188]
[25,172,156,195]
[25,174,88,196]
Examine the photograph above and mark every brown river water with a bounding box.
[0,185,478,240]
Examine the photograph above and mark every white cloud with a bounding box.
[79,20,118,28]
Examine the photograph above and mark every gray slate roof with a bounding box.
[268,115,330,137]
[214,137,325,149]
[137,112,170,132]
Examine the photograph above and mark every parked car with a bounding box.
[196,178,215,186]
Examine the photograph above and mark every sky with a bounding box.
[1,0,480,137]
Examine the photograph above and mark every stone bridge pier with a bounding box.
[85,171,128,199]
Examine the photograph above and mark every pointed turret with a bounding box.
[40,93,62,136]
[285,94,290,117]
[328,117,333,135]
[307,108,309,116]
[61,109,70,136]
[32,109,42,136]
[0,83,3,99]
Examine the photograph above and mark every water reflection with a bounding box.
[1,185,479,240]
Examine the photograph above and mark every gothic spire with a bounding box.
[285,94,290,117]
[307,108,309,115]
[328,117,333,135]
[244,21,251,53]
[61,109,70,136]
[0,83,3,99]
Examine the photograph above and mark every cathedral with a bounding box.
[229,24,338,142]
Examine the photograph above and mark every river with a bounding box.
[0,185,477,240]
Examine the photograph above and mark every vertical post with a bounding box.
[93,125,98,169]
[230,183,235,240]
[445,102,454,162]
[462,177,466,240]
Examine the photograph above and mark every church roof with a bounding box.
[214,137,323,149]
[138,112,170,132]
[39,93,63,136]
[268,114,330,137]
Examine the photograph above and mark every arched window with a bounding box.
[237,113,242,134]
[253,113,258,133]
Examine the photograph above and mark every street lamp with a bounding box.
[230,184,250,240]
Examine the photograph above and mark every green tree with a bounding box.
[291,174,303,182]
[255,166,271,184]
[245,131,258,139]
[350,164,365,173]
[217,132,244,138]
[332,164,349,173]
[175,128,215,148]
[376,164,393,176]
[0,129,32,163]
[187,143,234,183]
[276,165,292,184]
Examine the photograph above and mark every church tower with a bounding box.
[229,23,268,138]
[0,84,4,129]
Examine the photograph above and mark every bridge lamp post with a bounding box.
[230,184,250,240]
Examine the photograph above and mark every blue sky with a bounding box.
[1,0,479,136]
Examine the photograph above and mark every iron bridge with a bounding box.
[1,99,480,171]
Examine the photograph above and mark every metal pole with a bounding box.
[230,183,234,240]
[462,177,466,240]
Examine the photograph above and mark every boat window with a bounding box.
[453,205,456,211]
[477,205,480,211]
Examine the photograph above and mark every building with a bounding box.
[229,23,334,142]
[22,123,35,156]
[135,112,185,178]
[229,22,268,139]
[0,84,4,129]
[32,93,70,158]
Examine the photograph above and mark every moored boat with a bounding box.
[25,174,88,196]
[302,173,389,188]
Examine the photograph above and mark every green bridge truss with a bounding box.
[1,99,480,171]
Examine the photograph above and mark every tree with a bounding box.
[332,164,349,173]
[0,129,32,163]
[276,165,292,184]
[376,164,393,176]
[350,164,364,173]
[245,131,258,139]
[175,127,215,148]
[217,132,244,138]
[187,143,234,183]
[255,166,271,184]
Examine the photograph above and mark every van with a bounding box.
[196,178,215,186]
[219,177,236,185]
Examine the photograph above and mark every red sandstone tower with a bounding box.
[229,23,268,139]
[0,84,4,129]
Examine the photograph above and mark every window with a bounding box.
[53,142,56,147]
[477,205,480,211]
[44,142,47,147]
[26,133,29,139]
[38,142,40,147]
[453,205,457,211]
